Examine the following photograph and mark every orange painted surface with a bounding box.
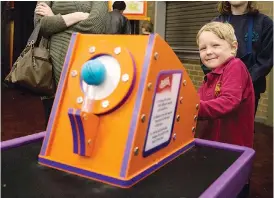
[126,35,199,179]
[80,111,100,157]
[39,34,149,179]
[39,33,199,187]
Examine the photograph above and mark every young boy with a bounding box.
[196,22,254,148]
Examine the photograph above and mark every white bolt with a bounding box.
[134,147,139,156]
[173,133,176,140]
[77,97,83,104]
[102,100,109,108]
[89,46,96,54]
[87,139,92,144]
[122,74,129,82]
[154,52,159,60]
[114,47,121,55]
[180,96,183,104]
[71,70,78,77]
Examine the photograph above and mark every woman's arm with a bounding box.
[68,1,109,34]
[34,2,89,37]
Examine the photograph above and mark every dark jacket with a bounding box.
[107,10,131,34]
[202,13,273,94]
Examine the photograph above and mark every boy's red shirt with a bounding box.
[198,57,255,148]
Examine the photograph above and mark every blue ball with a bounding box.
[81,59,106,86]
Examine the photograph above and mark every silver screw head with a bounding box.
[179,96,183,104]
[77,97,83,104]
[147,83,152,90]
[134,147,139,156]
[122,74,129,82]
[102,100,109,108]
[89,46,96,54]
[173,133,176,140]
[114,47,121,55]
[71,70,78,77]
[141,114,146,122]
[154,52,159,60]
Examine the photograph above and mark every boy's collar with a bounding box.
[211,57,235,75]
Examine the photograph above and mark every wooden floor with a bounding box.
[1,85,273,198]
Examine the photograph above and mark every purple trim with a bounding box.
[142,70,183,157]
[75,109,85,156]
[38,140,195,187]
[40,33,77,156]
[120,34,156,178]
[1,132,45,150]
[68,108,79,154]
[195,138,247,152]
[195,139,255,198]
[39,157,129,186]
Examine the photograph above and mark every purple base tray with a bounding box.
[1,133,255,198]
[1,131,45,151]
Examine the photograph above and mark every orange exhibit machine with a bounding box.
[38,33,200,188]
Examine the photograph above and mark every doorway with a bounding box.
[130,20,140,34]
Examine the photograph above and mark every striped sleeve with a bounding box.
[68,1,109,34]
[34,1,67,38]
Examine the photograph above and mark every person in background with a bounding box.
[34,1,110,126]
[201,1,273,116]
[141,21,153,35]
[108,1,131,34]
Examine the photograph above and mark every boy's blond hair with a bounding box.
[196,22,237,48]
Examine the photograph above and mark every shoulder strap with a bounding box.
[27,23,41,45]
[28,1,53,46]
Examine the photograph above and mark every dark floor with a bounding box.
[1,85,45,141]
[1,85,273,198]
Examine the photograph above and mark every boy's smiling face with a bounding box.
[198,31,237,69]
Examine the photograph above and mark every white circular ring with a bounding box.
[81,55,121,100]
